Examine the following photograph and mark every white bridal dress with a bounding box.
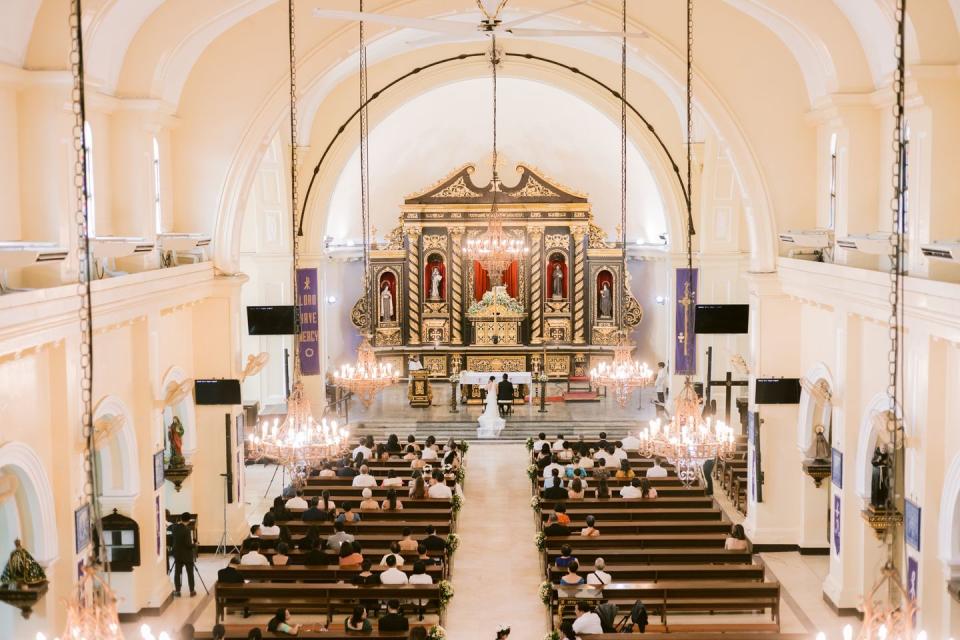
[477,380,506,438]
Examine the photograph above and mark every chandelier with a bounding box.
[588,334,653,407]
[462,34,527,288]
[335,337,398,407]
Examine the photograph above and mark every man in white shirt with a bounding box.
[421,445,438,461]
[285,489,308,510]
[352,441,372,462]
[542,459,564,479]
[379,555,409,584]
[427,472,453,499]
[621,433,641,451]
[239,540,269,566]
[571,602,604,634]
[352,465,377,487]
[646,457,668,478]
[585,558,612,585]
[612,442,628,463]
[619,478,643,499]
[552,434,566,451]
[655,361,668,405]
[603,454,620,469]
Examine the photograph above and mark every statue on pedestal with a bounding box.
[1,539,46,586]
[430,266,443,300]
[599,282,613,318]
[168,416,185,468]
[870,445,891,509]
[813,425,830,462]
[380,283,394,322]
[552,264,563,299]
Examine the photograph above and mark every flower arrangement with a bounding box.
[467,287,524,314]
[445,533,460,556]
[451,492,463,515]
[438,580,454,612]
[454,466,466,485]
[535,531,547,551]
[427,625,446,640]
[542,631,561,640]
[539,580,554,606]
[525,437,535,452]
[458,440,469,454]
[527,463,539,482]
[530,495,543,513]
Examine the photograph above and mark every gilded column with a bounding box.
[449,226,465,345]
[572,225,586,344]
[406,228,422,344]
[528,226,544,344]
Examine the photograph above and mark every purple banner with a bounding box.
[675,268,698,375]
[833,494,841,555]
[296,268,320,375]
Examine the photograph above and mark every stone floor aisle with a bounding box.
[444,443,551,639]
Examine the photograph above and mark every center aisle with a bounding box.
[445,443,550,639]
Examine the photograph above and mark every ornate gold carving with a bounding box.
[422,234,448,251]
[351,295,369,330]
[422,355,448,377]
[471,320,521,346]
[434,176,481,199]
[545,354,570,376]
[379,356,405,375]
[423,301,449,316]
[623,294,643,328]
[591,325,620,345]
[514,163,589,199]
[544,234,569,249]
[406,230,421,344]
[573,353,587,377]
[514,176,557,198]
[545,318,570,343]
[421,318,449,344]
[588,222,613,249]
[450,227,464,345]
[375,326,403,346]
[572,226,586,344]
[465,355,526,372]
[530,228,544,344]
[380,222,405,250]
[544,300,570,315]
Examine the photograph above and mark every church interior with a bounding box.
[1,0,959,638]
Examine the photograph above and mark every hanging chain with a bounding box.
[70,0,105,569]
[490,33,499,197]
[885,0,907,562]
[620,0,628,304]
[288,0,302,381]
[685,0,694,268]
[359,0,372,334]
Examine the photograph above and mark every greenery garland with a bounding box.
[535,531,547,551]
[539,580,554,607]
[457,440,469,454]
[527,463,539,482]
[530,495,543,513]
[525,436,535,452]
[438,580,454,612]
[427,625,447,640]
[451,492,463,515]
[445,533,460,556]
[454,466,466,485]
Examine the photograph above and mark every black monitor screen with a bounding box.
[194,379,242,405]
[246,306,297,335]
[694,304,750,334]
[755,378,801,404]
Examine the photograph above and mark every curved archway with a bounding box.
[938,452,960,576]
[92,396,141,499]
[796,362,835,453]
[854,392,899,502]
[0,442,58,564]
[160,366,198,456]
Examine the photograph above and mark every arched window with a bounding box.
[83,121,96,237]
[152,137,163,234]
[828,133,837,230]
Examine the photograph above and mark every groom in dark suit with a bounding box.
[497,373,514,417]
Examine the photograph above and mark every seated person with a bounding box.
[566,478,585,500]
[303,538,327,565]
[544,474,568,501]
[317,462,336,477]
[417,542,442,566]
[379,554,409,584]
[542,513,570,537]
[640,478,657,499]
[338,541,363,566]
[239,540,269,565]
[345,605,372,632]
[612,441,628,463]
[267,608,304,635]
[621,432,641,451]
[580,515,600,537]
[427,471,453,499]
[410,450,427,470]
[577,452,595,469]
[408,474,427,499]
[585,557,612,585]
[603,448,620,469]
[408,560,433,584]
[385,434,402,453]
[398,527,419,553]
[554,544,577,569]
[596,477,611,500]
[336,502,361,524]
[352,464,377,487]
[378,599,409,632]
[382,488,404,510]
[619,477,644,499]
[559,560,584,585]
[259,513,280,537]
[284,489,308,510]
[646,457,668,478]
[571,601,604,635]
[553,503,571,525]
[382,469,404,487]
[359,488,380,511]
[725,523,750,551]
[271,541,290,566]
[301,497,329,522]
[615,458,635,479]
[544,467,564,490]
[380,541,405,567]
[542,456,564,480]
[421,525,446,552]
[326,520,355,551]
[403,445,419,461]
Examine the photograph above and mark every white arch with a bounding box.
[938,452,960,576]
[92,396,141,499]
[0,442,58,564]
[796,362,836,452]
[854,391,898,501]
[159,366,198,456]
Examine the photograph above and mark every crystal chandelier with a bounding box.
[462,34,527,288]
[589,334,653,407]
[335,337,398,407]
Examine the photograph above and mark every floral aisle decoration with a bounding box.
[437,580,454,612]
[453,466,466,486]
[525,437,535,452]
[457,440,469,454]
[535,531,547,551]
[530,495,543,513]
[426,625,446,640]
[527,464,539,482]
[451,493,463,515]
[445,533,460,556]
[542,631,561,640]
[539,580,554,607]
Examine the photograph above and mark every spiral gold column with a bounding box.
[449,227,464,344]
[529,227,544,344]
[572,225,586,344]
[406,228,421,344]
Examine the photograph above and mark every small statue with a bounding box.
[168,416,185,468]
[430,266,443,300]
[380,283,394,322]
[552,264,564,299]
[599,282,613,318]
[1,539,47,587]
[870,445,891,509]
[813,425,830,462]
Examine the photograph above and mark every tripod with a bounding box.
[168,553,209,595]
[215,473,240,556]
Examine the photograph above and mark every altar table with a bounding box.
[458,370,533,405]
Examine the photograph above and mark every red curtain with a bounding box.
[596,269,614,316]
[473,260,519,301]
[546,256,568,299]
[424,256,446,300]
[378,272,397,320]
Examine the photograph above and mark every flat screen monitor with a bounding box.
[246,306,297,335]
[694,304,750,334]
[194,379,242,405]
[755,378,801,404]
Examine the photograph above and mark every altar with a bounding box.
[348,162,643,393]
[458,370,533,405]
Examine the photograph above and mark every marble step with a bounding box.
[349,419,642,442]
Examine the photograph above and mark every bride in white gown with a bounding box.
[477,375,506,438]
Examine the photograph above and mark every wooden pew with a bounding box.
[580,633,811,640]
[196,627,412,639]
[546,521,733,535]
[543,498,714,511]
[547,563,765,584]
[272,521,452,535]
[543,548,753,566]
[542,508,725,522]
[284,507,451,522]
[235,564,443,583]
[544,533,728,550]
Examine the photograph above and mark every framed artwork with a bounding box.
[907,555,919,624]
[905,500,921,551]
[75,503,91,554]
[831,448,843,488]
[155,495,162,556]
[832,494,841,555]
[153,450,165,490]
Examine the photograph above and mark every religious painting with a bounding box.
[75,503,91,554]
[833,494,841,555]
[831,448,843,489]
[907,555,918,623]
[675,267,699,375]
[378,271,398,323]
[905,499,921,551]
[596,270,614,319]
[153,450,165,491]
[154,495,162,556]
[425,254,446,301]
[547,253,567,300]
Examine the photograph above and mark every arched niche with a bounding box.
[92,396,141,500]
[424,253,446,302]
[938,453,960,579]
[0,442,58,564]
[596,269,614,319]
[547,252,568,300]
[796,362,835,455]
[378,270,398,323]
[855,392,901,502]
[160,366,197,456]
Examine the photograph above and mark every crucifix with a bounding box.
[678,280,694,356]
[704,346,749,425]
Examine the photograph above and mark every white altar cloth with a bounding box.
[458,371,533,385]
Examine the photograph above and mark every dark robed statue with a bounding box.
[870,445,891,509]
[168,416,185,468]
[813,425,830,462]
[1,539,46,586]
[599,282,613,318]
[551,264,563,299]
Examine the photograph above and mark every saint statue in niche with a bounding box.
[168,416,186,468]
[599,282,613,318]
[380,283,394,322]
[812,425,830,462]
[870,445,891,509]
[430,266,443,300]
[1,539,47,586]
[552,263,564,299]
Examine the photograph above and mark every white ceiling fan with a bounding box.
[313,0,647,46]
